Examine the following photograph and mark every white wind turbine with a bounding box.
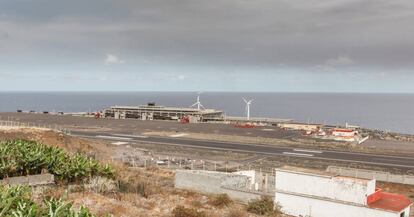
[191,93,205,110]
[242,97,254,120]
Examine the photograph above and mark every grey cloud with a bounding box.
[0,0,413,72]
[0,31,10,39]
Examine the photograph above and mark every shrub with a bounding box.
[172,205,207,217]
[247,196,281,215]
[117,179,155,198]
[210,194,232,208]
[83,176,117,194]
[227,207,247,217]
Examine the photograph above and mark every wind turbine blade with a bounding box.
[242,97,247,103]
[249,99,254,104]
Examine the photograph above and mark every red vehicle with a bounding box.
[180,116,190,124]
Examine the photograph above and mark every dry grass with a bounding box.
[83,176,117,194]
[0,128,289,217]
[210,193,232,208]
[227,207,247,217]
[172,205,207,217]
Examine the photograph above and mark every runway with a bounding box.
[71,131,414,170]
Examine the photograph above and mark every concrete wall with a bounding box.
[233,170,255,185]
[276,192,401,217]
[222,187,267,202]
[276,169,374,205]
[327,166,414,185]
[175,170,268,203]
[175,170,234,194]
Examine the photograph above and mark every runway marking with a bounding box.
[112,141,129,146]
[112,134,148,138]
[170,133,189,138]
[262,129,275,131]
[71,131,414,161]
[96,135,133,140]
[138,140,413,168]
[283,152,314,157]
[74,134,414,169]
[293,149,323,154]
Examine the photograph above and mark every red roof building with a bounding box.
[368,190,413,213]
[275,168,413,217]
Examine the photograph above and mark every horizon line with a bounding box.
[0,90,414,94]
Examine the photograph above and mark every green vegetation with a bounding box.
[0,140,114,182]
[247,196,281,216]
[0,185,95,217]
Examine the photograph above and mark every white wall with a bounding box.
[275,192,399,217]
[332,131,356,137]
[175,170,265,203]
[275,170,375,205]
[367,179,376,196]
[400,207,410,217]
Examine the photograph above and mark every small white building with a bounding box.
[329,128,360,142]
[332,128,357,136]
[275,168,412,217]
[278,123,323,132]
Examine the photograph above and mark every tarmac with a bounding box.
[2,112,414,171]
[71,130,414,171]
[0,112,300,139]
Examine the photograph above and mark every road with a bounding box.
[71,131,414,170]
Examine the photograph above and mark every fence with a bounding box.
[327,166,414,185]
[0,119,71,135]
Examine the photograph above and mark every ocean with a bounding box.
[0,92,413,134]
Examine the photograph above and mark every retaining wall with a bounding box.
[0,174,55,186]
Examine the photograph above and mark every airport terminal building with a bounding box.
[103,103,224,122]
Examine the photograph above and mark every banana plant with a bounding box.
[0,140,114,182]
[1,185,96,217]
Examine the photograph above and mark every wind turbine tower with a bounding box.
[191,94,205,110]
[242,97,254,120]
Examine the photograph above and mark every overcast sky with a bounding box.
[0,0,413,92]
